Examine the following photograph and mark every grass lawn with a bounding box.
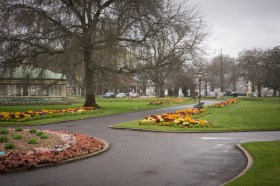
[203,98,280,131]
[226,141,280,186]
[113,97,280,131]
[0,100,193,125]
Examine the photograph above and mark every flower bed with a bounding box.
[0,100,74,106]
[149,98,187,106]
[139,108,219,128]
[208,98,239,108]
[97,97,188,103]
[0,128,105,173]
[0,107,96,122]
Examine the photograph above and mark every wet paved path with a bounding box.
[1,100,280,186]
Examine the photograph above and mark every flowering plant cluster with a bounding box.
[0,107,95,122]
[98,97,188,103]
[149,98,187,105]
[0,129,104,173]
[208,98,239,108]
[0,100,74,106]
[139,108,217,128]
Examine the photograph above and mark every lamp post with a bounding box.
[214,48,223,93]
[220,48,223,93]
[197,71,203,104]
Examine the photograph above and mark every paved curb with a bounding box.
[220,144,253,186]
[109,125,280,133]
[109,125,224,133]
[1,137,110,173]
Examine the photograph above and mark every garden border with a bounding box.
[220,144,253,186]
[1,137,110,173]
[109,125,280,133]
[0,104,194,127]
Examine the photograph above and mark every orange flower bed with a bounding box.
[0,107,96,122]
[139,108,217,128]
[208,98,239,108]
[149,98,187,105]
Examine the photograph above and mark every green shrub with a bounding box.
[0,136,8,143]
[0,128,9,135]
[28,138,38,144]
[5,142,15,149]
[40,134,49,139]
[36,131,44,136]
[12,134,23,140]
[15,127,23,131]
[29,129,37,134]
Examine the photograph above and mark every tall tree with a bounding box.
[238,48,266,97]
[165,64,197,97]
[205,54,239,93]
[0,0,172,107]
[206,56,222,92]
[222,56,239,92]
[133,1,207,97]
[263,47,280,96]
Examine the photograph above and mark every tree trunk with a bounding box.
[204,82,208,96]
[273,88,276,96]
[252,82,256,92]
[190,86,196,99]
[182,87,188,97]
[232,82,237,92]
[83,47,100,108]
[173,88,179,97]
[273,80,277,96]
[73,84,77,95]
[168,88,173,96]
[154,81,165,97]
[160,84,165,97]
[257,84,262,97]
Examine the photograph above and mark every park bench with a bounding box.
[194,102,204,109]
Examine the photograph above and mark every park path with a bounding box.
[0,100,280,186]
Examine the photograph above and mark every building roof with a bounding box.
[0,67,67,80]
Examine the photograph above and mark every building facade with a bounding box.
[0,67,67,97]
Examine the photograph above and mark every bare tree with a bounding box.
[263,47,280,96]
[165,64,197,97]
[0,0,174,107]
[238,48,266,97]
[222,56,239,92]
[206,54,239,93]
[133,1,207,97]
[205,57,221,92]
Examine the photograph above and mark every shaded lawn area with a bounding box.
[0,100,193,125]
[226,141,280,186]
[113,97,280,131]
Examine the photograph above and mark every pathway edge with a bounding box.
[220,144,253,185]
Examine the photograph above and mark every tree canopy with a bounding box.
[0,0,208,105]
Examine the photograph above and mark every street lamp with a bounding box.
[214,48,223,93]
[220,48,223,93]
[197,71,203,104]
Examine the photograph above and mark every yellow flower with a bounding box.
[198,119,207,125]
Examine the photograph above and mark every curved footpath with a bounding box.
[1,100,280,186]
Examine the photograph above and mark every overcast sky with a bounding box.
[191,0,280,58]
